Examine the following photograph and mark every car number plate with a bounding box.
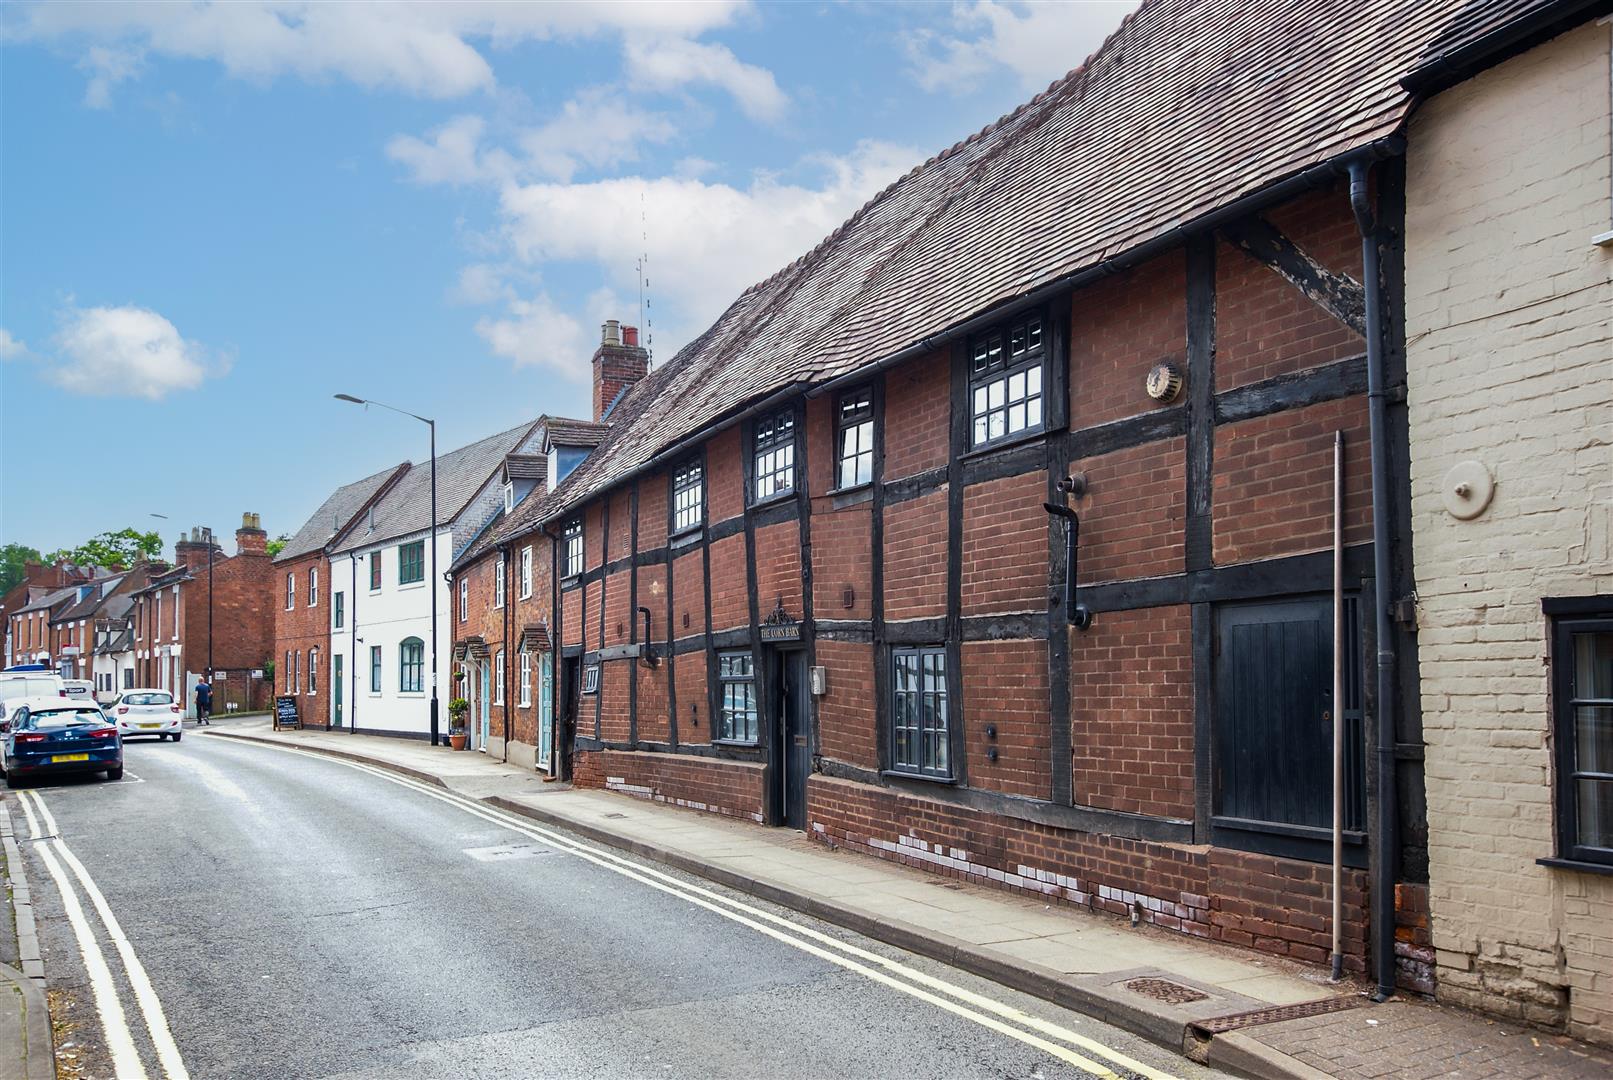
[139,723,162,729]
[52,753,90,762]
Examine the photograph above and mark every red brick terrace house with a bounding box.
[439,0,1559,1001]
[130,514,276,713]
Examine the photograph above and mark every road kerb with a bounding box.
[1,798,55,1080]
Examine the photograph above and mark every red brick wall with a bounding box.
[962,639,1049,798]
[1069,249,1187,428]
[637,661,670,743]
[603,568,632,648]
[607,489,632,565]
[599,657,630,742]
[961,471,1047,616]
[562,585,584,647]
[753,521,802,618]
[707,428,744,525]
[1071,604,1194,818]
[671,549,705,642]
[883,350,949,479]
[638,472,669,551]
[815,638,877,769]
[708,534,748,631]
[883,490,947,621]
[804,394,836,496]
[1212,395,1372,564]
[1070,437,1186,584]
[674,648,709,743]
[809,506,873,621]
[575,749,764,823]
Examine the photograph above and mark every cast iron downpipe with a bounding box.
[1349,157,1400,1002]
[638,606,659,666]
[1041,502,1091,630]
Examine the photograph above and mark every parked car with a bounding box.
[61,679,96,702]
[1,696,123,787]
[0,671,68,706]
[109,689,184,741]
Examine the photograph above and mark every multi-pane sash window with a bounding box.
[753,409,796,501]
[286,573,295,610]
[519,649,532,707]
[370,645,382,692]
[495,650,506,705]
[717,652,758,743]
[837,389,874,489]
[369,552,382,591]
[969,314,1045,448]
[309,567,318,607]
[1552,611,1613,866]
[563,520,583,579]
[399,637,424,693]
[399,541,425,585]
[520,546,533,599]
[458,578,468,622]
[494,560,506,608]
[308,649,318,694]
[673,459,704,533]
[285,650,292,692]
[891,647,950,779]
[334,591,344,629]
[293,650,301,696]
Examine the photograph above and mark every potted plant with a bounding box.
[447,697,470,750]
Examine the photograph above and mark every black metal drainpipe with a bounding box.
[1349,158,1399,1002]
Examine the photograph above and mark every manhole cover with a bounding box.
[1124,978,1210,1005]
[1190,994,1367,1035]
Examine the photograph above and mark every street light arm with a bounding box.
[333,394,433,427]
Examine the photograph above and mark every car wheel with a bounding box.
[105,765,124,781]
[158,733,168,741]
[172,732,182,743]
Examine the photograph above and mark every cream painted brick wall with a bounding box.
[1405,21,1613,1045]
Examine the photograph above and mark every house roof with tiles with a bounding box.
[516,0,1508,529]
[274,462,410,564]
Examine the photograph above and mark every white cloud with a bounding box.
[77,45,143,109]
[0,329,28,359]
[449,263,515,306]
[495,139,918,354]
[908,1,1137,94]
[518,89,676,182]
[387,115,513,186]
[12,1,754,104]
[46,304,224,400]
[624,37,787,123]
[473,292,589,378]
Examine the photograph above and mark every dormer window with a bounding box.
[504,482,515,515]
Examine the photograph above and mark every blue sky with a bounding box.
[1,1,1133,556]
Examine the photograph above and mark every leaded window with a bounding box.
[837,389,874,489]
[717,651,758,743]
[753,409,796,502]
[399,541,425,585]
[673,459,704,533]
[1551,610,1613,867]
[563,520,583,579]
[891,647,950,779]
[399,637,424,693]
[969,314,1045,448]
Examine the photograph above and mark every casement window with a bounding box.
[504,482,515,515]
[520,546,534,599]
[333,591,345,630]
[369,645,382,693]
[309,566,319,607]
[369,552,382,592]
[398,541,425,585]
[308,648,318,695]
[582,663,599,695]
[672,459,704,533]
[563,520,583,579]
[752,409,796,502]
[969,313,1045,449]
[495,649,506,705]
[891,647,950,779]
[836,388,875,489]
[285,650,292,692]
[286,573,296,610]
[519,649,532,708]
[123,669,134,689]
[717,651,758,743]
[1549,606,1613,868]
[458,578,468,622]
[399,637,424,693]
[494,560,506,608]
[293,650,301,696]
[173,586,180,635]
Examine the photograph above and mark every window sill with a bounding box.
[748,489,797,512]
[561,576,582,590]
[960,427,1048,462]
[881,769,958,786]
[669,524,703,546]
[1538,856,1613,877]
[712,738,759,748]
[825,481,872,498]
[397,581,426,591]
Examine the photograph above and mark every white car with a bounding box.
[110,689,184,741]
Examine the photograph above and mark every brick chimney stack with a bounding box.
[174,527,219,571]
[592,318,649,422]
[236,511,268,557]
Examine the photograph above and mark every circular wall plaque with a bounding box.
[1441,460,1495,520]
[1146,361,1183,403]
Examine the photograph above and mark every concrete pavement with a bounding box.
[206,717,1613,1080]
[1,797,52,1080]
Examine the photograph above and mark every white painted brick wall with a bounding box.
[1405,20,1613,1045]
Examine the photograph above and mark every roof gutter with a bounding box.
[1400,0,1612,96]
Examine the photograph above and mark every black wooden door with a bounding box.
[558,657,580,782]
[772,650,810,829]
[1214,597,1334,833]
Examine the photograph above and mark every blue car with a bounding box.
[1,695,123,788]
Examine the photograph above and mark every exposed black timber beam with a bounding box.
[1215,355,1367,424]
[1222,214,1366,337]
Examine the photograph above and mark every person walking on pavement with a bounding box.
[194,675,213,726]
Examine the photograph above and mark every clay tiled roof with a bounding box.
[502,454,548,483]
[275,462,408,563]
[531,0,1480,526]
[542,417,608,448]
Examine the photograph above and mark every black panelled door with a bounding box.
[771,650,810,829]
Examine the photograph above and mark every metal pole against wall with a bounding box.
[1331,429,1345,981]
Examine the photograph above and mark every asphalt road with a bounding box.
[5,731,1228,1080]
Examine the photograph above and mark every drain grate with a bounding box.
[1124,977,1210,1005]
[1191,994,1367,1035]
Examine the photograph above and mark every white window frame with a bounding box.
[309,566,319,607]
[459,578,468,622]
[494,559,506,609]
[504,482,515,515]
[286,572,296,610]
[520,546,533,599]
[172,585,180,636]
[519,648,532,707]
[494,649,506,705]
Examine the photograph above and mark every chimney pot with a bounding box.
[622,325,639,347]
[602,319,622,346]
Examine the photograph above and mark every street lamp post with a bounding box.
[335,394,441,746]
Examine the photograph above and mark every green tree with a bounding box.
[48,528,164,571]
[0,543,45,595]
[264,534,291,558]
